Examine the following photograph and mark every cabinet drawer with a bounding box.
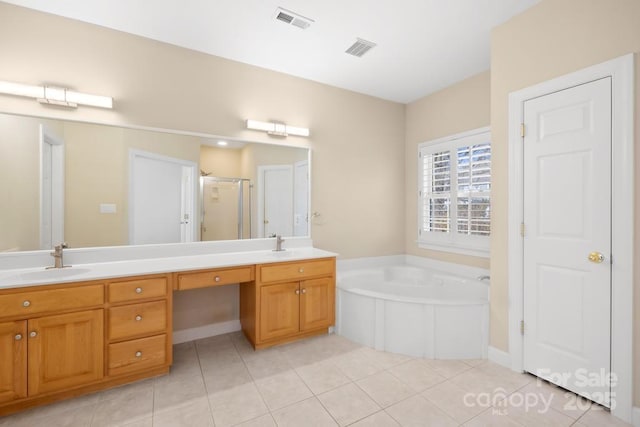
[108,277,168,303]
[108,334,167,376]
[108,301,167,341]
[0,284,104,319]
[259,259,334,283]
[177,266,253,290]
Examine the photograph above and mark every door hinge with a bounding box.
[520,320,525,335]
[520,222,526,237]
[520,123,526,138]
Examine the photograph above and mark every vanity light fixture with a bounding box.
[217,141,228,146]
[0,80,113,109]
[246,119,310,137]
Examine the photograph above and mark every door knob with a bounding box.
[588,252,605,263]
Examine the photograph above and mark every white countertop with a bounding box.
[0,247,337,290]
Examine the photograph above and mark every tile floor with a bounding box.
[0,332,631,427]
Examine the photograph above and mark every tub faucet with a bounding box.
[274,235,285,252]
[477,275,490,281]
[47,243,70,269]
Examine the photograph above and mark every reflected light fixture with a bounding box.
[246,119,310,137]
[0,80,113,109]
[217,141,228,146]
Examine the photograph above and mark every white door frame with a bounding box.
[128,149,198,244]
[39,124,64,249]
[257,164,293,238]
[507,54,634,422]
[293,159,310,237]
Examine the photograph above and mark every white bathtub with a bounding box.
[336,263,489,359]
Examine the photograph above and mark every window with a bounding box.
[418,127,491,257]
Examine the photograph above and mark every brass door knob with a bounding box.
[588,252,605,263]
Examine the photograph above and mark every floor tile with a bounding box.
[463,407,523,426]
[254,370,313,410]
[500,392,573,427]
[359,347,412,370]
[91,383,154,427]
[317,383,380,426]
[576,406,632,427]
[153,396,214,427]
[295,360,351,395]
[422,379,489,423]
[153,373,207,409]
[349,411,400,426]
[208,382,269,427]
[385,394,458,427]
[426,359,474,378]
[201,359,253,394]
[330,348,384,381]
[388,359,447,392]
[235,413,277,427]
[517,380,591,420]
[0,402,97,427]
[356,371,415,408]
[271,397,337,426]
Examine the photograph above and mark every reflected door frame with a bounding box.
[39,124,64,250]
[507,54,634,422]
[257,164,293,238]
[128,149,198,245]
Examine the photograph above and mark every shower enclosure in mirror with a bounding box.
[0,112,310,252]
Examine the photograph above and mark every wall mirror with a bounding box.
[0,112,310,252]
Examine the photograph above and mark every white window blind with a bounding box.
[418,128,491,256]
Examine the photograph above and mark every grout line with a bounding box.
[193,338,224,426]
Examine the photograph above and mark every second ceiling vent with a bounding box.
[274,7,314,30]
[345,38,377,57]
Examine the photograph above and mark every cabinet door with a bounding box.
[259,282,300,342]
[300,278,334,332]
[28,309,104,395]
[0,321,27,403]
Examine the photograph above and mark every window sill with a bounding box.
[416,241,489,258]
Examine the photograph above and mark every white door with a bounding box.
[39,125,64,250]
[293,160,309,237]
[130,151,196,245]
[258,165,293,238]
[523,77,611,406]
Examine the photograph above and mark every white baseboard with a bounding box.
[632,406,640,427]
[488,346,511,369]
[173,320,241,344]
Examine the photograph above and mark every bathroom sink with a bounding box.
[268,250,293,259]
[15,267,91,282]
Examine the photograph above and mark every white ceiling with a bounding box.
[3,0,539,103]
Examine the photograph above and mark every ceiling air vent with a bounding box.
[274,7,314,30]
[345,38,377,57]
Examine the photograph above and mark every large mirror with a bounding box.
[0,113,310,252]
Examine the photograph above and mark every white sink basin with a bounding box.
[13,267,91,282]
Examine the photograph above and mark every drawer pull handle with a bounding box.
[135,287,143,294]
[15,334,22,341]
[135,351,142,358]
[29,331,37,338]
[135,315,143,321]
[299,268,304,273]
[23,300,31,307]
[301,288,307,294]
[295,289,300,295]
[214,276,221,282]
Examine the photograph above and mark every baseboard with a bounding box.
[488,346,511,368]
[173,320,241,344]
[632,406,640,427]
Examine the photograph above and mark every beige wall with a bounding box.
[0,2,406,259]
[404,71,491,269]
[200,145,242,178]
[490,0,640,405]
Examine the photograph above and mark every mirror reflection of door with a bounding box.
[129,150,197,245]
[258,165,293,238]
[39,125,64,250]
[200,177,251,241]
[293,160,309,237]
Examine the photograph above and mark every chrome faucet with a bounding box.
[274,235,285,252]
[477,275,490,281]
[47,243,70,269]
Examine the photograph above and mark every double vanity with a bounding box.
[0,244,336,416]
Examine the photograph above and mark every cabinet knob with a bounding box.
[135,315,143,321]
[23,300,31,307]
[295,289,300,295]
[301,288,307,294]
[214,276,221,282]
[29,331,37,338]
[135,287,143,294]
[135,351,142,358]
[15,334,22,341]
[298,268,304,273]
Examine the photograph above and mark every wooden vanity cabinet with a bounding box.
[0,320,27,403]
[241,257,336,349]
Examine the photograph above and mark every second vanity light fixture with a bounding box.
[246,119,310,137]
[0,80,113,109]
